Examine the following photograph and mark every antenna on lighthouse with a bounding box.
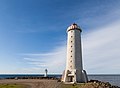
[44,69,48,77]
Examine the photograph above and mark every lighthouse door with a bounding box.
[70,77,73,82]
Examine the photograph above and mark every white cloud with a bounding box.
[83,21,120,74]
[22,20,120,74]
[23,44,66,74]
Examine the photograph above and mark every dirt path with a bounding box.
[0,79,61,88]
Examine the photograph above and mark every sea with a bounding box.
[0,74,120,87]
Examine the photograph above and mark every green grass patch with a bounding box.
[0,84,27,88]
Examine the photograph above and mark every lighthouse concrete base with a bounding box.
[62,70,88,84]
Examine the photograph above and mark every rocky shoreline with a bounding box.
[88,80,119,88]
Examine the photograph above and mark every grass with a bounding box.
[0,84,27,88]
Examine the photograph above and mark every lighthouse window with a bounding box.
[70,66,72,68]
[71,41,72,43]
[70,60,72,62]
[71,56,72,57]
[71,31,73,33]
[71,36,73,38]
[71,51,72,52]
[71,46,72,47]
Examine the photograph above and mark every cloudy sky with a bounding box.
[0,0,120,74]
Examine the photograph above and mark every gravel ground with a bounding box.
[0,79,61,88]
[1,79,118,88]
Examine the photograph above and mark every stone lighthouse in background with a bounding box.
[62,23,88,83]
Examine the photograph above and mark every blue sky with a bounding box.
[0,0,120,74]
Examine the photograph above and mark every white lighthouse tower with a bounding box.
[62,23,88,83]
[44,69,48,77]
